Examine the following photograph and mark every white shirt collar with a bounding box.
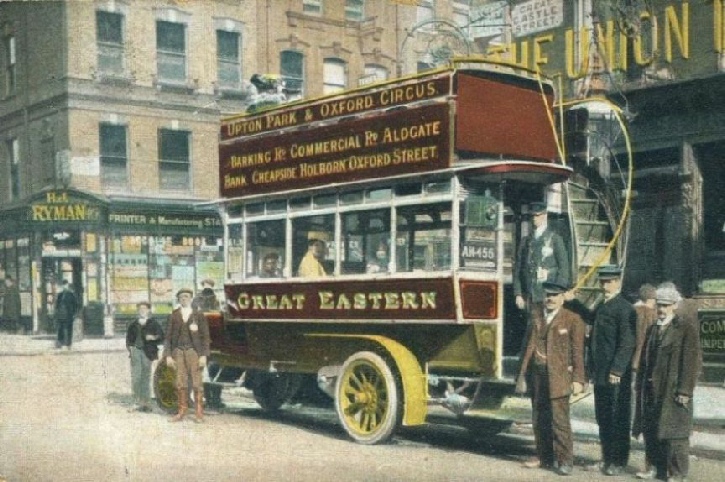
[534,224,547,238]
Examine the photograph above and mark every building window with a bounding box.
[417,0,435,28]
[345,0,364,21]
[159,129,190,190]
[96,11,124,75]
[323,58,346,94]
[217,30,241,90]
[360,63,387,86]
[156,20,186,83]
[303,0,323,16]
[7,138,20,199]
[280,50,304,95]
[4,35,16,96]
[99,124,128,188]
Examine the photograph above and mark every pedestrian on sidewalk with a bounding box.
[55,280,78,350]
[632,283,701,482]
[516,281,587,476]
[2,275,21,334]
[126,302,164,413]
[565,265,636,476]
[164,288,210,423]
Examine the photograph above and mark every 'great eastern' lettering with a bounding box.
[235,290,437,311]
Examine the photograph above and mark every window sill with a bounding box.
[215,87,249,100]
[154,80,195,94]
[96,73,134,86]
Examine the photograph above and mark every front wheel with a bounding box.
[153,358,178,413]
[335,351,401,445]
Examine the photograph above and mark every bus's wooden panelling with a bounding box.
[455,73,558,162]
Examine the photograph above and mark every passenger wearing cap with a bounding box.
[564,264,637,476]
[513,201,571,342]
[125,302,164,413]
[192,278,220,312]
[516,281,586,476]
[632,282,701,482]
[297,231,329,278]
[164,288,211,423]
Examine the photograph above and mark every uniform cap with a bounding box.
[542,281,569,294]
[530,202,547,215]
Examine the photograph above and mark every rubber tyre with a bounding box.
[252,373,303,412]
[335,351,401,445]
[153,359,178,414]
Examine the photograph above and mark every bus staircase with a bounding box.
[499,176,628,383]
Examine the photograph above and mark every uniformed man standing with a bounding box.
[514,202,570,332]
[565,265,636,476]
[517,281,587,476]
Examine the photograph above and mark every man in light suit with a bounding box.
[517,281,587,476]
[164,288,210,423]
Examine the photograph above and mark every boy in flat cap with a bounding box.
[565,265,636,476]
[632,283,701,482]
[125,302,164,412]
[164,288,210,423]
[516,281,586,476]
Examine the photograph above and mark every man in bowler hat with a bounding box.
[516,281,587,476]
[565,265,636,476]
[164,288,210,423]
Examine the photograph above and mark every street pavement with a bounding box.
[1,332,723,455]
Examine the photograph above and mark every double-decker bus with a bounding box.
[156,60,607,444]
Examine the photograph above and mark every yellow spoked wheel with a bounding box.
[335,351,401,445]
[153,359,178,413]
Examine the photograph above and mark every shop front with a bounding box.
[0,188,222,337]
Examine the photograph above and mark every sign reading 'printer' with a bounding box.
[219,103,452,198]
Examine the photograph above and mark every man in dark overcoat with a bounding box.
[632,283,701,482]
[516,281,587,476]
[126,301,164,412]
[165,288,210,423]
[55,279,78,350]
[565,265,636,476]
[2,275,21,333]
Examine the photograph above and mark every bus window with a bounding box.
[341,209,390,274]
[293,215,335,278]
[247,220,285,278]
[396,202,452,272]
[460,188,498,272]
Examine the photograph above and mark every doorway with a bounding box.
[41,257,82,333]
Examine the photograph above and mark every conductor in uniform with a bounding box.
[516,281,587,476]
[514,201,570,330]
[565,265,636,476]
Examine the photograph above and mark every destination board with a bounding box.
[221,75,451,141]
[220,102,452,198]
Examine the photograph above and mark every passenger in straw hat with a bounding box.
[297,231,329,278]
[632,283,701,482]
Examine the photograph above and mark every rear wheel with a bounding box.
[252,373,303,412]
[335,351,401,445]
